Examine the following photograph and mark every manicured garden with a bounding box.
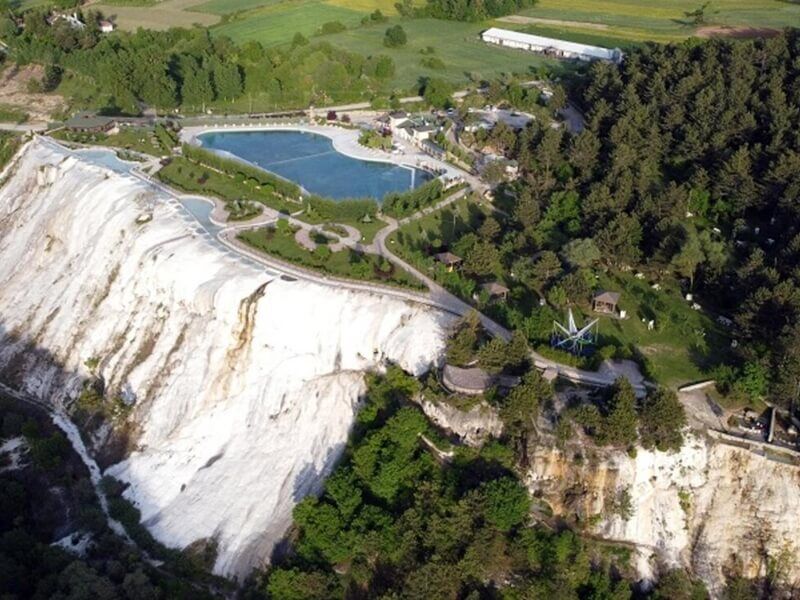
[239,219,424,289]
[157,156,298,214]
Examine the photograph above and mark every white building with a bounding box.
[99,20,115,33]
[388,111,409,131]
[481,27,623,64]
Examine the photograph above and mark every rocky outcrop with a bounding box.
[526,436,800,594]
[417,396,503,447]
[0,139,451,578]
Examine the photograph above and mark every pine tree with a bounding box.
[597,378,638,447]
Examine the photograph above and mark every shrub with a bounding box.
[420,56,446,70]
[319,21,347,35]
[383,25,407,48]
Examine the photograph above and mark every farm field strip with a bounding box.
[93,0,220,30]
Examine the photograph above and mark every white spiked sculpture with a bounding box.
[552,308,598,355]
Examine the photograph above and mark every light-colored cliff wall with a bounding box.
[0,139,451,577]
[527,436,800,594]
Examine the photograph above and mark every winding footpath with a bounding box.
[37,135,644,394]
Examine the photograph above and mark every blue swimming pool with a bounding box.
[197,130,431,201]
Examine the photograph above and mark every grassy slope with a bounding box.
[93,0,220,30]
[323,18,569,88]
[216,14,565,90]
[192,0,285,14]
[591,272,731,386]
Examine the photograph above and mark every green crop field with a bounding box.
[213,0,367,43]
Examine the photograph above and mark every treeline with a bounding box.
[0,11,397,114]
[255,368,709,599]
[396,0,535,21]
[382,177,444,217]
[305,195,378,223]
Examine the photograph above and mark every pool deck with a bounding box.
[179,122,481,191]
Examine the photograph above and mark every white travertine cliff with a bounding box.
[0,139,450,577]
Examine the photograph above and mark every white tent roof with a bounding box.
[482,27,620,61]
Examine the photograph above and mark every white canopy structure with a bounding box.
[481,28,623,64]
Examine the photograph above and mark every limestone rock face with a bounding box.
[417,397,503,447]
[526,436,800,594]
[0,139,451,577]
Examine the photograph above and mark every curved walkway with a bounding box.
[133,158,647,394]
[38,135,645,394]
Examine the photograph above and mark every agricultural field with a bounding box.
[192,0,281,14]
[508,0,800,44]
[92,0,220,31]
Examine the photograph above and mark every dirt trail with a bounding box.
[695,25,781,39]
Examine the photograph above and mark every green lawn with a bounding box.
[213,0,367,44]
[158,156,300,213]
[52,127,169,156]
[239,221,424,289]
[301,211,385,244]
[587,272,732,387]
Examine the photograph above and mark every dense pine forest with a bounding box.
[436,31,800,405]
